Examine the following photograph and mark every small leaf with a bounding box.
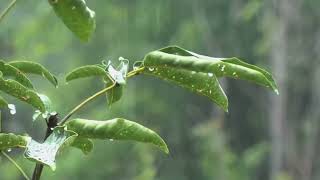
[70,137,93,155]
[24,126,77,171]
[106,85,123,107]
[0,96,8,108]
[143,67,228,111]
[0,74,46,112]
[8,61,58,87]
[66,118,169,154]
[0,60,34,89]
[49,0,96,41]
[143,46,278,93]
[66,65,108,82]
[0,133,31,150]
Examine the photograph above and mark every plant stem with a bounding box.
[0,0,17,23]
[58,82,116,125]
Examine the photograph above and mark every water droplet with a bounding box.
[8,104,16,115]
[221,65,226,72]
[110,139,114,142]
[208,73,214,77]
[7,148,12,152]
[148,67,155,72]
[209,90,212,94]
[232,72,237,76]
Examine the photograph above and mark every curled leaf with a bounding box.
[24,126,77,171]
[0,60,34,89]
[0,74,46,112]
[66,118,169,154]
[66,65,108,82]
[9,61,58,87]
[143,46,278,94]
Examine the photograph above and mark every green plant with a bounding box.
[0,0,278,180]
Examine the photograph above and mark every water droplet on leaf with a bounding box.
[208,73,214,77]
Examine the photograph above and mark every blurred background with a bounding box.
[0,0,319,180]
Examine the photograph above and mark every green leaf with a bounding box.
[106,85,123,107]
[49,0,96,42]
[65,65,108,82]
[70,137,93,155]
[24,126,77,171]
[66,118,169,154]
[0,133,31,150]
[8,61,58,87]
[0,96,8,108]
[0,74,46,112]
[0,60,34,89]
[143,67,228,111]
[143,46,278,94]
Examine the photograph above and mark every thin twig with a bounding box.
[0,0,17,23]
[1,151,31,180]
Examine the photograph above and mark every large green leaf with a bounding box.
[0,60,34,89]
[143,46,278,94]
[0,74,46,112]
[66,118,169,154]
[8,61,58,87]
[24,126,77,171]
[49,0,96,41]
[65,65,108,82]
[70,137,93,155]
[143,67,228,111]
[0,133,30,150]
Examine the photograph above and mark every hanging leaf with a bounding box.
[8,61,58,87]
[66,118,169,154]
[70,137,93,155]
[0,60,34,89]
[49,0,96,41]
[143,67,228,111]
[143,46,278,94]
[24,126,77,171]
[0,133,31,150]
[0,73,46,112]
[0,96,8,108]
[65,65,108,82]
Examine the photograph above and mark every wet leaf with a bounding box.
[143,67,228,111]
[9,61,58,87]
[0,133,31,150]
[65,65,108,82]
[143,46,278,94]
[66,118,169,154]
[0,73,46,112]
[0,60,34,89]
[49,0,96,41]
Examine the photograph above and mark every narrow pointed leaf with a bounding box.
[8,61,58,87]
[0,133,31,150]
[70,137,93,155]
[66,65,108,82]
[0,75,46,112]
[143,46,278,93]
[0,96,8,108]
[0,60,34,89]
[66,118,169,154]
[49,0,96,41]
[143,67,228,111]
[24,126,77,171]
